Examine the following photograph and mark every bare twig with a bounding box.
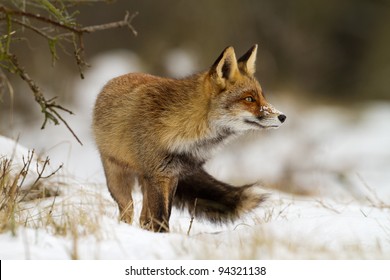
[80,11,138,35]
[1,150,62,234]
[357,173,390,209]
[17,150,35,190]
[7,54,83,145]
[187,198,197,236]
[315,199,341,214]
[48,105,82,145]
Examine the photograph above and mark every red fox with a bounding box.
[93,45,286,232]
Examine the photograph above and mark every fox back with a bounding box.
[93,45,286,232]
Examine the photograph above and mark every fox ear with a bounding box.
[210,46,239,87]
[238,44,258,76]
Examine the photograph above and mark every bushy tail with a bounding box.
[174,168,268,223]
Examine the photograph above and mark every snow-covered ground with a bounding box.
[0,51,389,259]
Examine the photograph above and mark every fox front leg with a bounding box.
[139,175,178,232]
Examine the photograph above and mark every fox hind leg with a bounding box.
[101,156,136,224]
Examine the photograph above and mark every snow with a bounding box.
[1,50,389,259]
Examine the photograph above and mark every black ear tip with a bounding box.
[238,44,258,63]
[212,46,235,68]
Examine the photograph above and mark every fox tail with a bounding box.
[174,169,267,223]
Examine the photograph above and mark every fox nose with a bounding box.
[278,114,286,123]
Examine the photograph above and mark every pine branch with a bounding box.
[0,3,138,144]
[8,54,83,145]
[0,6,138,36]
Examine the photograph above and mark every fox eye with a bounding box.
[244,96,255,102]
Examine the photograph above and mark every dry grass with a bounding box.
[0,150,61,234]
[1,149,389,260]
[15,185,114,259]
[0,149,115,259]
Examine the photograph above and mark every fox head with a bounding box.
[206,45,286,133]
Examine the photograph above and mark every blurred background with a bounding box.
[1,0,390,200]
